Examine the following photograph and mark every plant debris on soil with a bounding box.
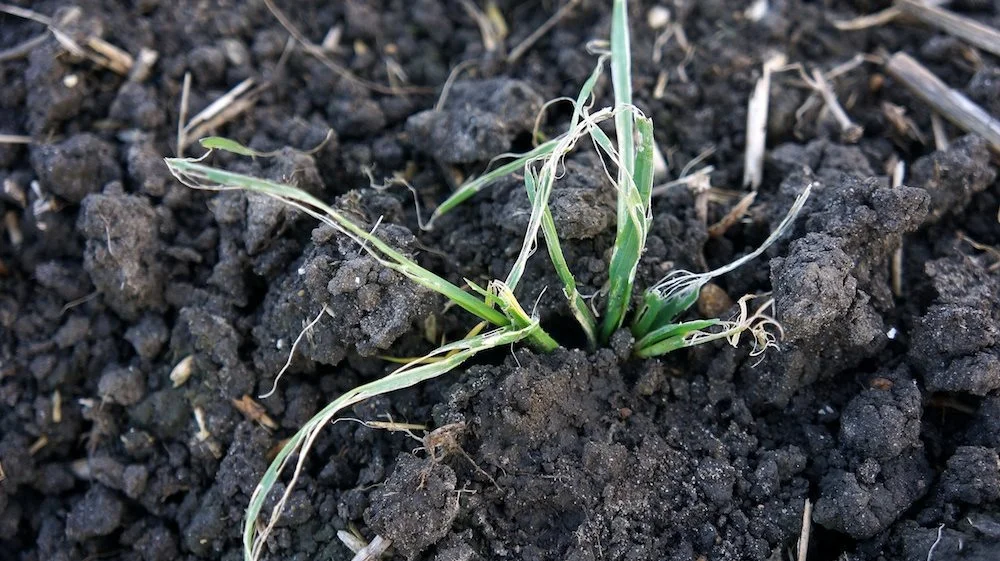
[2,1,1000,561]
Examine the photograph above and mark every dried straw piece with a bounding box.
[321,25,342,52]
[0,33,47,62]
[796,498,813,561]
[958,232,1000,272]
[193,406,222,458]
[179,78,259,152]
[0,3,135,75]
[896,0,1000,58]
[651,142,668,182]
[810,68,863,143]
[52,390,62,423]
[128,47,159,83]
[832,6,901,31]
[881,101,925,144]
[460,0,504,54]
[350,535,391,561]
[890,160,905,297]
[830,0,947,31]
[508,0,580,64]
[0,134,32,144]
[83,35,134,75]
[930,113,950,152]
[29,435,48,455]
[176,72,191,156]
[0,3,50,25]
[708,191,757,238]
[743,53,786,188]
[4,211,22,246]
[885,52,1000,153]
[184,78,255,132]
[169,355,194,388]
[231,395,279,430]
[3,177,26,207]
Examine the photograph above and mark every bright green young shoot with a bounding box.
[599,0,658,343]
[633,319,721,358]
[199,136,275,157]
[199,131,333,158]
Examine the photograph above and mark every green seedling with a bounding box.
[165,1,811,559]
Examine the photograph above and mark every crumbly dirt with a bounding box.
[2,1,1000,561]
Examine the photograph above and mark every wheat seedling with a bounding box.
[164,2,811,559]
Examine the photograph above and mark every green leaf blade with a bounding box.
[244,323,542,561]
[631,286,700,339]
[428,140,559,226]
[610,0,634,180]
[165,157,510,327]
[633,319,721,358]
[600,116,655,341]
[524,169,599,348]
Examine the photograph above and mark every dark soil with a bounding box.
[2,1,999,560]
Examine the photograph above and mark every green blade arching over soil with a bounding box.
[242,322,542,561]
[166,157,511,327]
[428,53,608,227]
[426,141,559,227]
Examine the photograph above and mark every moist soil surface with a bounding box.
[2,1,1000,560]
